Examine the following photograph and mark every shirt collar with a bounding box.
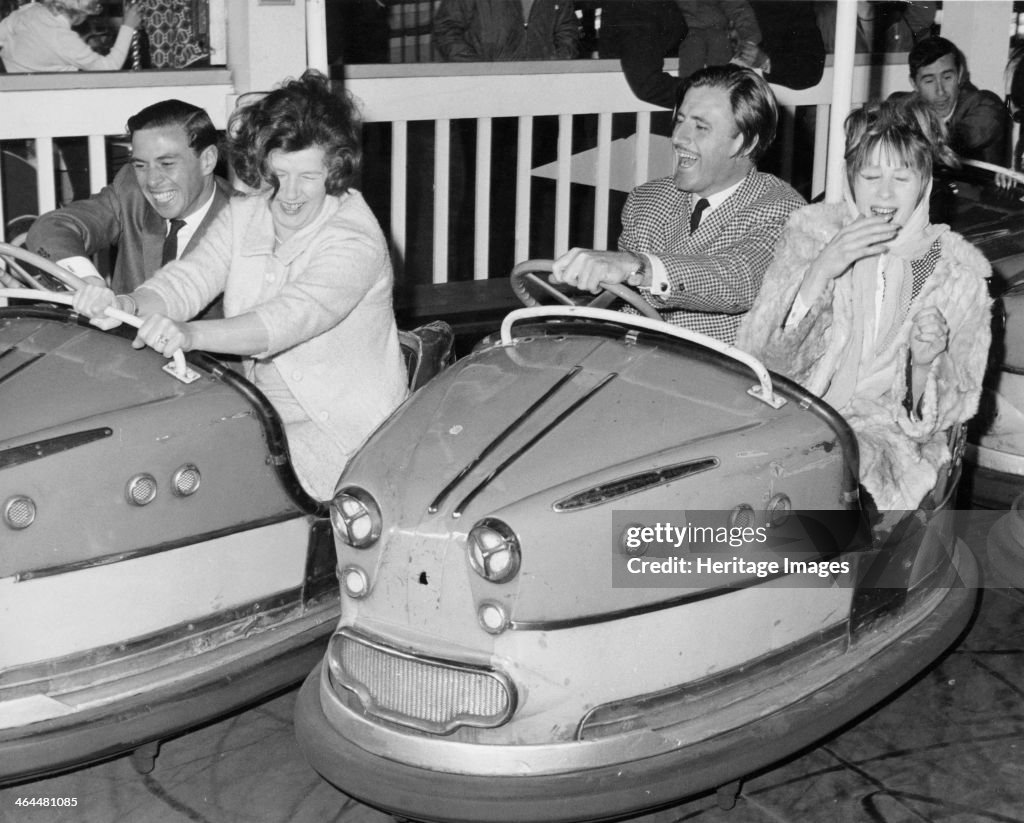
[699,178,745,212]
[177,186,217,233]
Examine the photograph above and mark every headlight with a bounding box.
[341,565,371,599]
[467,518,520,583]
[331,486,382,548]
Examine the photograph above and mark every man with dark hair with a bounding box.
[28,99,233,297]
[551,65,805,343]
[898,35,1008,165]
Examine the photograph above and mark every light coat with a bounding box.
[136,191,408,499]
[736,203,992,511]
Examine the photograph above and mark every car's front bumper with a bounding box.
[0,605,335,787]
[296,543,978,823]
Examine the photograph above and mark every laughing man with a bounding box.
[28,100,234,307]
[551,65,805,344]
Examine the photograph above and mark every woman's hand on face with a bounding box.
[910,306,949,367]
[809,215,900,285]
[134,315,193,357]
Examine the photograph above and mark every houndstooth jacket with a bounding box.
[618,170,805,343]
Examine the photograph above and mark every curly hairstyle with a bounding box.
[227,69,362,197]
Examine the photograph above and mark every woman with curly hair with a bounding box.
[737,100,992,514]
[73,70,408,499]
[0,0,140,72]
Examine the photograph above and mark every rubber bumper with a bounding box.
[1,630,331,787]
[295,546,979,823]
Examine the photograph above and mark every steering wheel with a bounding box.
[0,241,90,292]
[510,259,662,322]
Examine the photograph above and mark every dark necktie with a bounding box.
[161,219,187,266]
[689,198,709,234]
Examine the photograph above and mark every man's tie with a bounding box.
[161,219,187,266]
[689,198,709,234]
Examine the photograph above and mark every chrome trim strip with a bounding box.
[0,351,44,388]
[509,572,793,632]
[0,584,337,694]
[453,372,618,518]
[553,457,720,512]
[428,365,582,515]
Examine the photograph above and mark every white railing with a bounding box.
[0,56,911,287]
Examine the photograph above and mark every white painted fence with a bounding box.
[0,56,913,287]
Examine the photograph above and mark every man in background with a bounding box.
[896,35,1008,165]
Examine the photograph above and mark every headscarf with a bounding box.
[818,171,946,410]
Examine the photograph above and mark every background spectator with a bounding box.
[0,0,140,72]
[891,36,1009,166]
[432,0,580,62]
[598,0,687,110]
[677,1,761,81]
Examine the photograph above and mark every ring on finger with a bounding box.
[155,335,169,347]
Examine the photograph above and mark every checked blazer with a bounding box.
[619,170,805,343]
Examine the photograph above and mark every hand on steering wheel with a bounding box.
[509,259,662,321]
[0,242,90,293]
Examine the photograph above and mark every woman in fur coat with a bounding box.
[736,102,992,513]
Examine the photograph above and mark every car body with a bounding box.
[942,171,1024,506]
[295,305,978,823]
[0,276,451,785]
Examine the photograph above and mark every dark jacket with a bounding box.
[28,164,234,295]
[433,0,580,61]
[602,0,824,111]
[948,81,1010,166]
[751,1,826,92]
[599,0,687,109]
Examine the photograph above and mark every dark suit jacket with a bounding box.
[619,170,805,343]
[28,165,234,295]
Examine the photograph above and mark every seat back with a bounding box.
[399,320,455,392]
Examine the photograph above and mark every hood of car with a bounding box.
[337,324,850,641]
[349,332,784,521]
[0,314,197,444]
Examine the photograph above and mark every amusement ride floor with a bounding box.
[1,508,1022,823]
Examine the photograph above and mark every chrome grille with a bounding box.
[329,629,515,734]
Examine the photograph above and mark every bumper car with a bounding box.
[943,164,1024,507]
[295,261,978,823]
[0,243,452,785]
